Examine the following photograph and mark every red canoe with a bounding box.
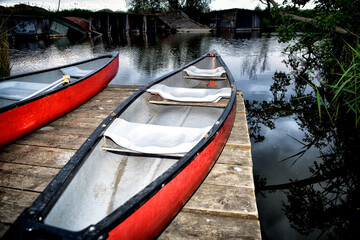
[0,52,119,147]
[3,51,236,240]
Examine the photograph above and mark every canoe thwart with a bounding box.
[147,84,231,103]
[183,66,226,77]
[102,137,185,159]
[148,94,229,108]
[183,75,227,80]
[103,118,211,154]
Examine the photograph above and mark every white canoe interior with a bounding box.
[43,56,232,231]
[0,57,110,108]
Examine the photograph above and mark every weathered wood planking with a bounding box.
[158,212,260,239]
[0,87,261,239]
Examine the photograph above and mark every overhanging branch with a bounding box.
[266,0,359,37]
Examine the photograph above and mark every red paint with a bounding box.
[0,56,119,147]
[107,100,236,240]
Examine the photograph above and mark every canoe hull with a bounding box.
[0,54,119,147]
[108,99,236,240]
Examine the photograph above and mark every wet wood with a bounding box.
[0,87,260,239]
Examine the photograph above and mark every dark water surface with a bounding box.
[9,33,357,239]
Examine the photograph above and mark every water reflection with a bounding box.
[7,32,358,239]
[250,69,360,239]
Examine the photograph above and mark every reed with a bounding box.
[305,42,360,127]
[0,20,10,78]
[331,42,360,127]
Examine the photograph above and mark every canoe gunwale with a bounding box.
[4,51,237,240]
[0,52,119,114]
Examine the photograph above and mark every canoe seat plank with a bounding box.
[183,66,226,79]
[147,84,231,103]
[183,75,227,80]
[103,119,211,154]
[148,94,229,107]
[102,137,184,158]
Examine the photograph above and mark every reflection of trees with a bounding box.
[283,128,359,239]
[246,71,294,143]
[241,37,270,80]
[103,33,210,77]
[251,69,360,238]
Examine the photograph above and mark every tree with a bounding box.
[127,0,168,14]
[127,0,212,15]
[260,0,360,127]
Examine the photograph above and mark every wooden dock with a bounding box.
[0,86,261,239]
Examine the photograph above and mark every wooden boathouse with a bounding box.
[209,8,261,32]
[0,86,261,239]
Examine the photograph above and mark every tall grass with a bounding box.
[307,42,360,127]
[331,42,360,127]
[0,20,11,78]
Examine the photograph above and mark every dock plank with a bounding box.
[206,163,255,188]
[0,145,74,168]
[0,162,59,192]
[227,113,251,147]
[158,212,261,240]
[183,184,258,219]
[217,146,253,166]
[15,131,88,150]
[0,187,39,224]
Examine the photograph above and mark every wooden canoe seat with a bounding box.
[103,118,211,154]
[183,66,227,80]
[60,66,93,78]
[102,137,185,158]
[147,84,231,103]
[147,94,229,108]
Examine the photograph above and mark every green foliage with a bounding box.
[274,0,360,127]
[58,8,95,18]
[0,4,51,16]
[331,42,360,126]
[127,0,212,16]
[127,0,169,14]
[249,69,360,238]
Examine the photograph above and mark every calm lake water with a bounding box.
[9,32,357,239]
